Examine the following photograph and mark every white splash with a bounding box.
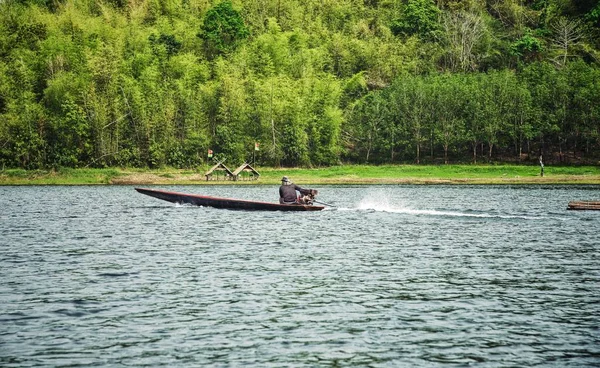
[174,202,196,208]
[355,191,547,220]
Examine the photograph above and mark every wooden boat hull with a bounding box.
[135,188,325,211]
[567,201,600,211]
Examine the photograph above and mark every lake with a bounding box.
[1,185,599,367]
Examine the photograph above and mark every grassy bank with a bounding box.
[1,165,599,185]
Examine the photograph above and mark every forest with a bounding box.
[0,0,599,169]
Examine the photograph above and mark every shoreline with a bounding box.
[1,165,599,185]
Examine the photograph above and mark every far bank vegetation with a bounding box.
[1,0,599,170]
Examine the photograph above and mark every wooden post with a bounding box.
[539,154,544,177]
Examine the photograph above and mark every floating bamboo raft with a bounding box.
[567,201,600,210]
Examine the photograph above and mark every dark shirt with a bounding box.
[279,184,310,204]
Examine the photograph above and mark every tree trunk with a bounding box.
[519,140,522,161]
[430,130,434,159]
[559,139,563,162]
[444,145,449,164]
[366,133,371,163]
[391,131,395,162]
[481,142,484,160]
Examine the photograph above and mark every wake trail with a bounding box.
[348,197,561,220]
[355,205,547,220]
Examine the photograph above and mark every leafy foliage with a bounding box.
[510,31,544,61]
[149,33,182,58]
[0,0,598,170]
[198,1,249,57]
[391,0,441,40]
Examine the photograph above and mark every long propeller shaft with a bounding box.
[314,199,335,207]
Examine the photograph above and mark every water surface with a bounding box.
[1,185,599,366]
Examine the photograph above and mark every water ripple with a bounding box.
[0,185,599,367]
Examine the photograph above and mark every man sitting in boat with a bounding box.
[279,176,318,205]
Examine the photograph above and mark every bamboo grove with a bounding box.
[1,0,599,169]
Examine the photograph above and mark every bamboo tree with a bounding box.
[0,0,598,169]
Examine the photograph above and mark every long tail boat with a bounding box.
[135,188,325,211]
[567,201,600,211]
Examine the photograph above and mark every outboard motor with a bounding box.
[297,190,318,205]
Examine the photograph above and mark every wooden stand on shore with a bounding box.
[567,201,600,210]
[204,162,234,181]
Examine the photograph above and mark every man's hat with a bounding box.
[281,176,290,182]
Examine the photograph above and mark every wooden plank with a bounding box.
[567,201,600,210]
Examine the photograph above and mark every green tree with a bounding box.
[510,30,544,63]
[391,0,441,40]
[431,74,465,164]
[462,74,485,163]
[198,1,249,58]
[343,92,388,163]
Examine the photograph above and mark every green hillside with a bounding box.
[1,0,599,169]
